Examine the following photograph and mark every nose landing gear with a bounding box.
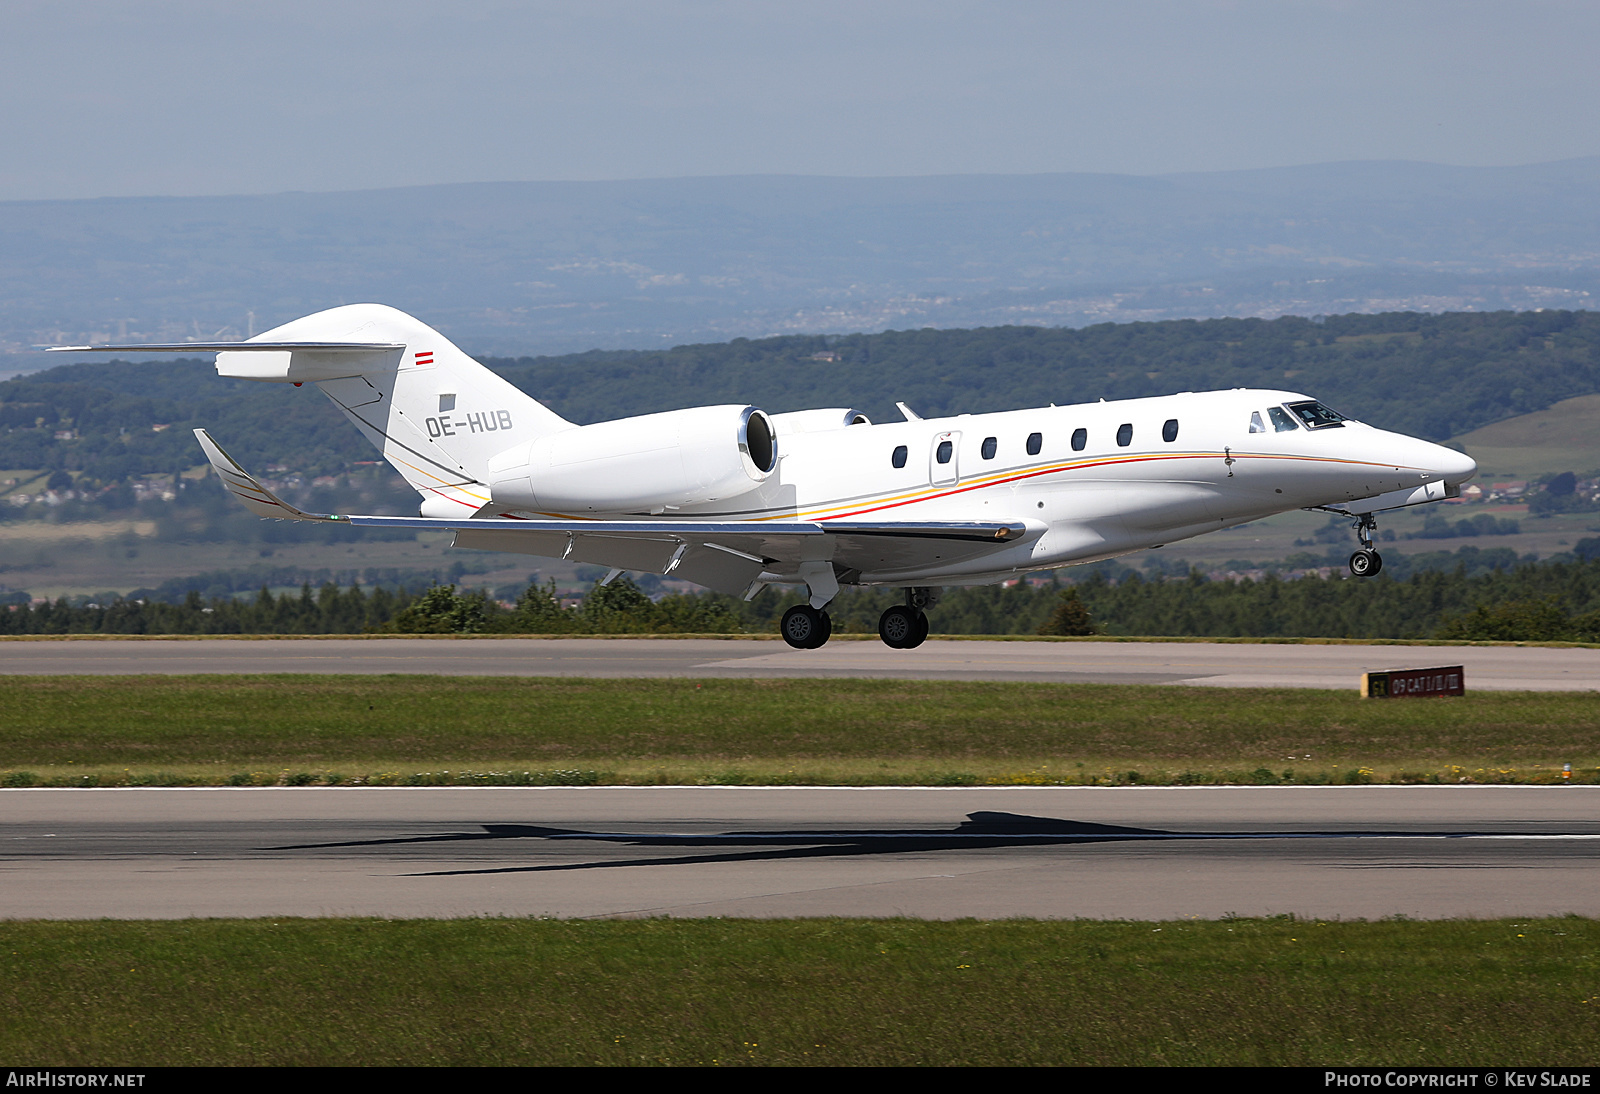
[1348,512,1383,577]
[879,587,938,649]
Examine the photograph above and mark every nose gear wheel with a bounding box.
[1349,549,1383,577]
[1347,512,1383,577]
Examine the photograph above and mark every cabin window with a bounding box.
[936,440,954,464]
[1286,400,1348,429]
[981,436,997,460]
[1162,418,1179,443]
[1071,428,1086,451]
[1249,411,1266,434]
[1116,423,1133,447]
[891,445,908,468]
[1269,406,1300,432]
[1027,432,1043,456]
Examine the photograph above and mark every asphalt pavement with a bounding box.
[4,785,1595,919]
[1,637,1594,689]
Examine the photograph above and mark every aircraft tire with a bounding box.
[781,604,831,649]
[905,610,929,649]
[878,605,920,649]
[810,610,833,649]
[1348,549,1383,578]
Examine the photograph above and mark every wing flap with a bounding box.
[360,515,1031,577]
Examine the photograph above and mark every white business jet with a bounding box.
[54,304,1478,649]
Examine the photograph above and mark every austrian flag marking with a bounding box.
[414,350,434,366]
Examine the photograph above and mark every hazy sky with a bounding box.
[3,0,1598,201]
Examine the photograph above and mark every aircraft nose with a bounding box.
[1435,444,1478,485]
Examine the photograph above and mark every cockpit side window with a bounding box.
[1286,400,1348,429]
[1249,411,1266,434]
[1268,406,1299,432]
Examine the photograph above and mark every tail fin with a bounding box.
[220,304,573,517]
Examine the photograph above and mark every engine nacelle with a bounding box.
[487,404,777,513]
[767,407,871,434]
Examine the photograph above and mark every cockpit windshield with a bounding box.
[1268,406,1299,432]
[1285,400,1348,429]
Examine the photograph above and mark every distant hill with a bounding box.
[5,309,1598,484]
[1454,394,1600,478]
[4,160,1599,365]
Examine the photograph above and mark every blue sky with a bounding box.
[3,0,1598,201]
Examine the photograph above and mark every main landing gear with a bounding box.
[879,588,937,650]
[778,586,940,650]
[780,560,841,650]
[780,604,832,649]
[1348,512,1383,577]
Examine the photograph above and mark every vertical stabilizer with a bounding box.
[223,304,573,517]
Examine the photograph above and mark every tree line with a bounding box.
[8,553,1600,642]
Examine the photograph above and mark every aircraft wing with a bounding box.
[195,428,338,520]
[195,429,1031,593]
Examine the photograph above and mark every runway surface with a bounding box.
[4,786,1596,920]
[1,637,1596,689]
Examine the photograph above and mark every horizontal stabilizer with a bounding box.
[47,341,404,353]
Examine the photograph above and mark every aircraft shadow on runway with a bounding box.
[261,810,1507,877]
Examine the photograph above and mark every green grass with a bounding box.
[1,676,1597,787]
[2,917,1595,1066]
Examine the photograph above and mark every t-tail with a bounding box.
[54,304,574,516]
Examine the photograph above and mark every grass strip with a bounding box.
[2,676,1597,788]
[2,917,1595,1066]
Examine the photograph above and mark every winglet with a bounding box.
[192,428,344,522]
[895,401,922,421]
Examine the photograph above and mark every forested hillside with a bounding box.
[488,308,1600,440]
[8,551,1600,641]
[5,309,1599,486]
